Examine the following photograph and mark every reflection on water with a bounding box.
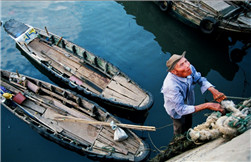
[119,1,250,81]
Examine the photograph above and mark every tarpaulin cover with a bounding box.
[3,19,29,38]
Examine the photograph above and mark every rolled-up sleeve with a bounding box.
[191,65,213,94]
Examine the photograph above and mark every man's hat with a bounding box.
[166,51,186,71]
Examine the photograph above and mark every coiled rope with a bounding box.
[188,100,251,142]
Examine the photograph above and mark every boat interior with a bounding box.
[21,30,149,108]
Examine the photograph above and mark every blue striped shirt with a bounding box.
[161,65,213,119]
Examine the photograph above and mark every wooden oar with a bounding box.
[54,115,156,131]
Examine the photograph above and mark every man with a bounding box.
[161,51,226,135]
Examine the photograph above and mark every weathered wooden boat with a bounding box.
[157,0,251,34]
[0,69,151,161]
[3,19,153,113]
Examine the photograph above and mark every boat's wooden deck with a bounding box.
[29,38,109,94]
[27,38,149,107]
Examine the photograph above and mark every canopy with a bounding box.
[3,19,29,38]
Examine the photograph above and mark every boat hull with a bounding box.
[3,19,154,112]
[1,69,150,161]
[157,1,251,35]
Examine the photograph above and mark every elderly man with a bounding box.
[161,51,226,135]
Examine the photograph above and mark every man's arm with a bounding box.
[208,86,226,102]
[195,102,225,114]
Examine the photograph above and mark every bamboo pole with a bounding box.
[54,116,156,131]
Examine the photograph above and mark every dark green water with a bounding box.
[1,1,250,161]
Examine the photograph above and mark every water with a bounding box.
[1,1,250,161]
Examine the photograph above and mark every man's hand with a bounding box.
[207,103,225,114]
[208,87,226,102]
[195,103,225,114]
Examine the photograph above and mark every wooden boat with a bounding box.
[157,0,251,34]
[3,19,153,112]
[0,69,152,161]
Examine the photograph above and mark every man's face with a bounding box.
[172,57,192,78]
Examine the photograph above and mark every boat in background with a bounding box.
[3,19,153,113]
[157,0,251,35]
[1,69,150,161]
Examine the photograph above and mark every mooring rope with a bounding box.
[148,132,162,153]
[146,122,173,154]
[156,123,173,130]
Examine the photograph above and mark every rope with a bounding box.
[144,122,173,154]
[186,129,194,142]
[156,123,173,130]
[226,96,250,100]
[148,132,162,153]
[228,114,251,133]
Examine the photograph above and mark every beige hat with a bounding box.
[166,51,186,71]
